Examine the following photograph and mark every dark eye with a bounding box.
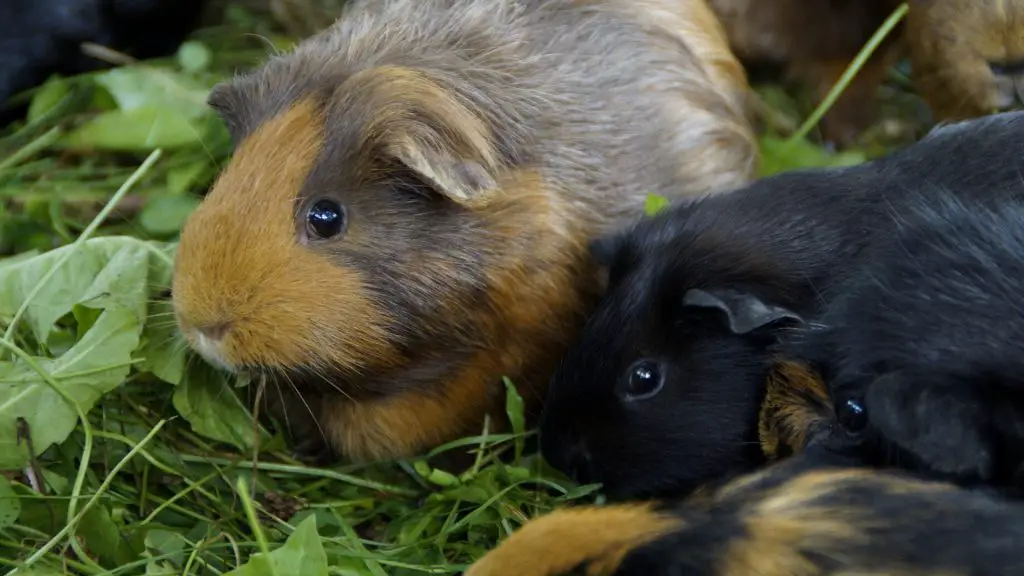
[623,359,665,401]
[836,398,868,433]
[306,198,346,239]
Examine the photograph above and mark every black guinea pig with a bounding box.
[538,109,1024,501]
[786,183,1024,493]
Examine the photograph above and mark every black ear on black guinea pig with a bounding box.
[785,184,1024,492]
[538,224,810,501]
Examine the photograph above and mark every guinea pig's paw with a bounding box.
[864,372,993,480]
[463,503,681,576]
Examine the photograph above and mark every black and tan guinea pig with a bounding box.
[706,0,905,147]
[463,454,1024,576]
[169,0,758,464]
[780,181,1024,493]
[538,109,1024,501]
[905,0,1024,121]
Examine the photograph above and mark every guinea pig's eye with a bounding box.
[836,397,868,434]
[306,198,347,240]
[622,359,665,401]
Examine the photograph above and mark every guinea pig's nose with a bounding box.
[563,440,598,485]
[196,322,231,342]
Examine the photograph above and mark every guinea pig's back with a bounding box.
[515,0,758,220]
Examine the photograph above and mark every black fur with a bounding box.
[787,184,1024,492]
[612,454,1024,576]
[539,110,1024,500]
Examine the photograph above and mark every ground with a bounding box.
[0,2,936,574]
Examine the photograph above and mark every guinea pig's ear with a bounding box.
[346,66,505,209]
[207,81,247,144]
[387,138,498,208]
[682,287,804,335]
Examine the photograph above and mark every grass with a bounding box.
[0,2,933,575]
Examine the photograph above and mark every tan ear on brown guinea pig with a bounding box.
[905,0,1024,121]
[170,0,758,465]
[706,0,906,147]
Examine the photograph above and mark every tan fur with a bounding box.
[758,360,834,461]
[905,0,1024,120]
[463,503,682,576]
[172,0,757,463]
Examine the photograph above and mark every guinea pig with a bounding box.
[783,181,1024,493]
[905,0,1024,121]
[538,109,1024,501]
[706,0,906,147]
[465,454,1024,576]
[170,0,758,464]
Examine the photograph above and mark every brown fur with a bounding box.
[905,0,1024,120]
[464,458,1023,576]
[707,0,905,147]
[758,361,834,461]
[463,503,683,576]
[172,0,757,463]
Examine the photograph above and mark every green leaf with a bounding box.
[0,306,141,469]
[0,236,169,346]
[139,195,201,236]
[757,135,867,178]
[60,106,214,152]
[93,66,211,118]
[177,41,213,73]
[644,194,670,217]
[136,298,187,386]
[172,362,271,451]
[503,377,526,463]
[0,475,20,529]
[225,514,329,576]
[27,75,71,124]
[79,502,126,567]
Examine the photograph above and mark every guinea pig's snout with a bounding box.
[544,434,598,485]
[988,59,1024,109]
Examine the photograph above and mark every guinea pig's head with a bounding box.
[906,0,1024,119]
[538,220,806,500]
[170,61,561,460]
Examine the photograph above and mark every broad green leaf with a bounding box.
[93,66,211,118]
[60,106,213,152]
[0,236,170,347]
[139,195,201,236]
[758,135,866,178]
[79,502,126,567]
[644,194,670,217]
[172,362,272,451]
[27,75,71,124]
[136,298,187,386]
[0,306,140,469]
[0,475,19,529]
[225,514,329,576]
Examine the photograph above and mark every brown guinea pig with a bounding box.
[905,0,1024,120]
[170,0,758,464]
[706,0,905,147]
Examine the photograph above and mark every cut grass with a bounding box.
[0,2,928,575]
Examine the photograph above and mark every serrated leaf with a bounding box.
[172,362,271,451]
[136,298,186,386]
[224,514,329,576]
[0,236,170,347]
[0,475,20,529]
[0,306,141,469]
